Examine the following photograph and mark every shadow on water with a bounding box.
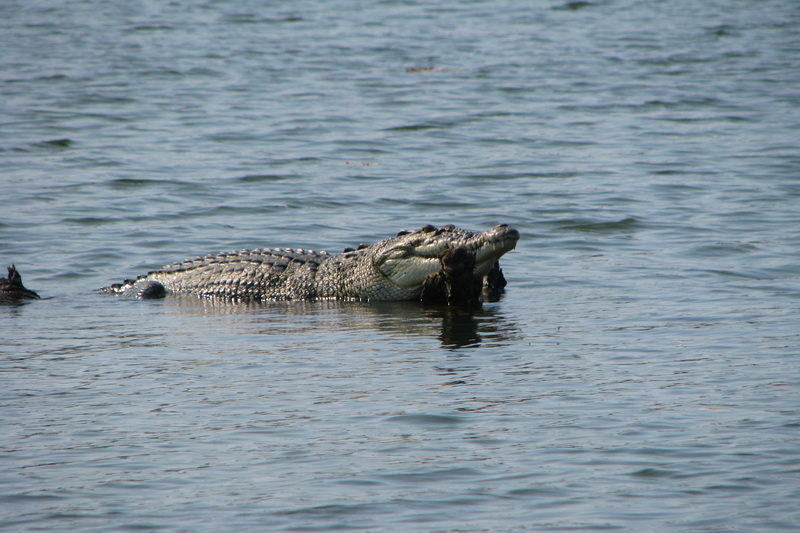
[158,295,520,349]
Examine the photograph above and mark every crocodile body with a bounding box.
[105,224,519,302]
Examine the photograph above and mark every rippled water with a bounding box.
[2,0,799,531]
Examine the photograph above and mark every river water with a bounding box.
[2,0,799,531]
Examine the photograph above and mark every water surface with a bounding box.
[2,0,799,531]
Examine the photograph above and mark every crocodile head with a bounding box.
[373,224,519,290]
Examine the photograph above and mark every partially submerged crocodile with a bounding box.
[2,225,518,304]
[104,224,519,302]
[0,265,40,303]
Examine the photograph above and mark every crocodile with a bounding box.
[0,265,40,303]
[104,224,519,302]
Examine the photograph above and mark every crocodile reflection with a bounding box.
[158,295,520,349]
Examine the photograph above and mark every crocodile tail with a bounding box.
[1,264,41,302]
[102,278,167,299]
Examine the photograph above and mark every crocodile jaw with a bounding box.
[375,224,519,289]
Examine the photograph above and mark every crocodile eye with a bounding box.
[386,247,411,260]
[396,230,411,236]
[421,225,436,232]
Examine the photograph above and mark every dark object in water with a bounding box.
[420,247,507,306]
[0,265,40,303]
